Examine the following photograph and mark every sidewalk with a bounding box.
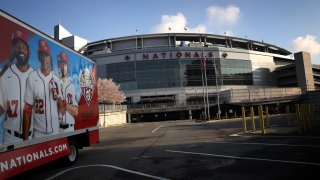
[246,125,320,137]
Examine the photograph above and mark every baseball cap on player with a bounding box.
[12,30,30,56]
[12,30,28,45]
[59,51,68,64]
[38,39,50,55]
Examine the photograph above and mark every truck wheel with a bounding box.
[66,141,78,165]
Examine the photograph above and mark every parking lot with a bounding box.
[16,116,320,180]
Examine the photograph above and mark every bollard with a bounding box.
[258,105,265,134]
[242,107,247,133]
[307,104,312,129]
[258,106,262,130]
[304,104,310,130]
[225,112,228,119]
[286,105,290,126]
[300,104,307,131]
[250,106,255,131]
[295,104,302,134]
[266,106,270,128]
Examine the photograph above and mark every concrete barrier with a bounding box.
[99,110,127,127]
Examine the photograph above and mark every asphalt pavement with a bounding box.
[14,115,320,180]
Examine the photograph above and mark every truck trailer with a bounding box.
[0,10,99,179]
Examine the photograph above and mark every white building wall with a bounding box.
[74,35,88,51]
[218,47,250,60]
[95,54,132,65]
[99,111,127,127]
[249,52,276,86]
[61,35,87,52]
[54,24,72,41]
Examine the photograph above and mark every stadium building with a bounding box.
[63,32,318,121]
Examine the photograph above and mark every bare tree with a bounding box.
[98,78,126,104]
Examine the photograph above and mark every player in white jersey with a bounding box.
[23,39,65,140]
[0,30,33,144]
[58,51,78,132]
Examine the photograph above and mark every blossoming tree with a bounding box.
[98,78,126,104]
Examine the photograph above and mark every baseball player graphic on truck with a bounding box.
[58,51,78,132]
[0,30,34,144]
[23,39,66,140]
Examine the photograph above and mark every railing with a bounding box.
[127,101,204,110]
[222,88,302,104]
[99,104,127,113]
[127,89,303,111]
[128,102,175,110]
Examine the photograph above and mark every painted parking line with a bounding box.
[166,150,320,166]
[229,132,243,137]
[230,132,320,139]
[152,124,180,134]
[46,164,170,180]
[204,141,320,148]
[152,124,165,133]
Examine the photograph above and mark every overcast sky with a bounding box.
[1,0,320,63]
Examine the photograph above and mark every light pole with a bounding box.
[201,69,207,120]
[213,56,220,119]
[201,56,207,120]
[204,57,210,120]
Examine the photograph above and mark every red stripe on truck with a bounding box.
[89,129,99,144]
[0,138,69,179]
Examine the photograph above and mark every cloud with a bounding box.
[292,35,320,63]
[150,13,207,33]
[151,13,186,33]
[292,35,320,55]
[150,5,241,35]
[206,5,240,27]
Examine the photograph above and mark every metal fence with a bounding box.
[219,87,302,104]
[127,88,308,111]
[127,101,205,110]
[99,104,127,113]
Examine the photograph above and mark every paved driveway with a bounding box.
[15,118,320,180]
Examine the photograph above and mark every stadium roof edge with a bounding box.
[86,33,291,55]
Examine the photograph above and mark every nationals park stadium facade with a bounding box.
[81,33,317,121]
